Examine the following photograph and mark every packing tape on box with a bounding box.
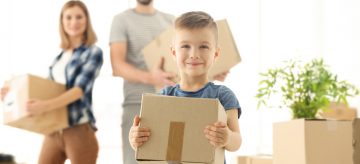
[166,121,185,162]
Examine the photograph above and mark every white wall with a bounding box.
[1,0,360,163]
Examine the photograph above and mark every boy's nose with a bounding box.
[190,56,199,59]
[189,49,200,59]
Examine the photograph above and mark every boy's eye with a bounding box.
[181,45,190,49]
[200,45,209,49]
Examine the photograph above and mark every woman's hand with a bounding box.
[204,121,230,148]
[0,86,10,102]
[26,99,52,116]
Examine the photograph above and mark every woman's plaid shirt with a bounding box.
[49,45,103,130]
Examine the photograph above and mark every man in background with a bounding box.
[109,0,176,163]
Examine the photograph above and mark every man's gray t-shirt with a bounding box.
[109,9,174,106]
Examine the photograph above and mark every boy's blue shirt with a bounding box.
[160,82,241,118]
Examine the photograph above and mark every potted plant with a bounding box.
[256,58,359,119]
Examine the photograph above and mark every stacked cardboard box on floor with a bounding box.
[136,94,227,164]
[142,19,241,83]
[319,102,357,121]
[273,119,360,164]
[3,74,68,135]
[237,155,272,164]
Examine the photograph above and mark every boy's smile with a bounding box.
[186,61,204,67]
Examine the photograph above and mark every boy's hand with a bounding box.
[204,121,230,148]
[129,115,151,150]
[26,99,51,116]
[150,57,176,88]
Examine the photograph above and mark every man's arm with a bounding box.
[110,42,152,84]
[110,42,175,87]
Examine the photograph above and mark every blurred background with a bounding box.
[1,0,360,163]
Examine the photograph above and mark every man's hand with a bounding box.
[213,71,229,82]
[150,57,176,88]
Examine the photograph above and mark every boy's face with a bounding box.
[171,28,219,78]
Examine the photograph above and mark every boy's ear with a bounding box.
[214,47,220,59]
[171,46,176,60]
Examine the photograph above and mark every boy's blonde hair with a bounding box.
[174,11,218,44]
[59,0,97,49]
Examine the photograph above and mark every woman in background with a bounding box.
[1,1,103,163]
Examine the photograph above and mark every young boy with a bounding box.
[129,11,242,162]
